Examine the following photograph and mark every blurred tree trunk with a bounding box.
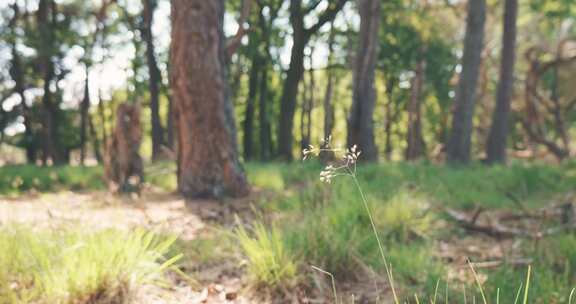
[80,68,90,165]
[243,55,260,161]
[166,92,175,149]
[347,0,380,162]
[300,50,314,154]
[384,77,397,161]
[447,0,486,164]
[171,0,249,199]
[105,104,143,193]
[38,0,64,165]
[486,0,518,164]
[256,1,280,161]
[278,0,348,161]
[323,23,335,142]
[88,115,103,163]
[258,67,272,160]
[9,3,36,164]
[405,57,427,161]
[142,0,165,161]
[319,23,336,162]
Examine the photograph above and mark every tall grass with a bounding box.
[240,160,576,301]
[0,226,181,303]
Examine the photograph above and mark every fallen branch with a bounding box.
[446,208,531,239]
[467,258,532,269]
[446,208,576,239]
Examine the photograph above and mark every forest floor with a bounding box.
[2,162,576,303]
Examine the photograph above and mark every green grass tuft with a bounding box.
[0,225,181,303]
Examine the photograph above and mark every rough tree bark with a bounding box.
[347,0,380,162]
[104,103,143,193]
[446,0,486,165]
[405,57,427,161]
[485,0,518,164]
[171,0,249,199]
[277,0,348,161]
[142,0,165,161]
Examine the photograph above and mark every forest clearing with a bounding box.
[1,0,576,303]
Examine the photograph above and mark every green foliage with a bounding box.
[0,226,181,303]
[0,165,104,195]
[246,162,576,298]
[235,221,298,289]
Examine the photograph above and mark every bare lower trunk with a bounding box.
[405,58,427,161]
[384,77,396,161]
[142,0,165,161]
[171,0,249,199]
[347,0,380,162]
[80,68,90,165]
[486,0,518,164]
[447,0,486,164]
[243,55,260,161]
[105,104,143,193]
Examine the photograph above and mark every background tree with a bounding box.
[277,0,348,161]
[446,0,487,164]
[347,0,380,161]
[485,0,518,164]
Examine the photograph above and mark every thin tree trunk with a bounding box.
[384,77,396,161]
[323,22,336,142]
[142,0,165,161]
[258,67,272,160]
[278,32,307,161]
[38,0,63,165]
[80,68,90,165]
[88,114,102,163]
[485,0,518,164]
[243,55,260,160]
[171,0,249,199]
[446,0,486,164]
[406,58,427,161]
[9,3,36,163]
[347,0,380,162]
[277,0,348,161]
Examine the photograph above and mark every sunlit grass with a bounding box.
[0,225,181,303]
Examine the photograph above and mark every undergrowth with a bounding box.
[238,157,576,302]
[0,226,181,304]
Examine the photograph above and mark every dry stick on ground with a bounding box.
[445,208,576,239]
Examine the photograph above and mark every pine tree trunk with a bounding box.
[447,0,486,164]
[80,68,90,165]
[258,68,273,160]
[347,0,380,162]
[384,77,396,161]
[406,58,427,161]
[243,55,260,161]
[38,0,64,165]
[486,0,518,164]
[142,0,165,161]
[171,0,249,199]
[278,31,307,161]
